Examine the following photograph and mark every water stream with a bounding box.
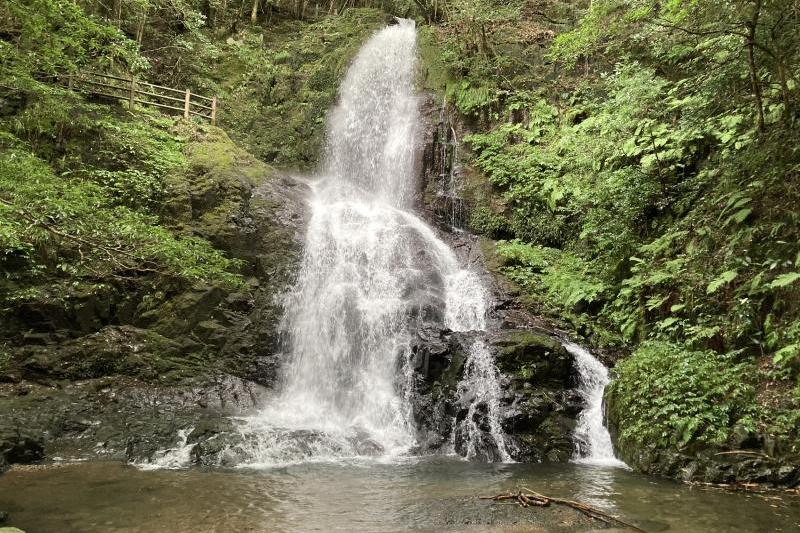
[3,460,798,533]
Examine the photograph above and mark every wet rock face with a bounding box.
[407,93,584,464]
[0,375,267,469]
[136,159,309,386]
[409,327,580,463]
[609,443,800,487]
[1,129,308,390]
[0,131,308,469]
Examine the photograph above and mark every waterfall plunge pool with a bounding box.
[1,458,798,532]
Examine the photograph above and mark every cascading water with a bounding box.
[453,339,512,462]
[239,20,509,466]
[563,341,627,468]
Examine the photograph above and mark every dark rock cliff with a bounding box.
[0,127,309,468]
[409,93,585,463]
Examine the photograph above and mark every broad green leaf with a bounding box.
[658,317,680,328]
[732,208,752,224]
[768,272,800,289]
[706,270,737,294]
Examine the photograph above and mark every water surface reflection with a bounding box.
[0,458,797,533]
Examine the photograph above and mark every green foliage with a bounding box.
[0,0,143,82]
[430,0,800,377]
[496,240,608,312]
[0,143,243,300]
[706,270,738,295]
[549,0,800,131]
[770,272,800,290]
[468,206,511,239]
[181,10,385,167]
[10,104,187,211]
[608,342,757,449]
[426,0,800,458]
[77,117,185,210]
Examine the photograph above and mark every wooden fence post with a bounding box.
[129,76,136,109]
[184,89,191,120]
[211,96,217,126]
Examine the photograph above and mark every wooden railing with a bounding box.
[65,72,218,125]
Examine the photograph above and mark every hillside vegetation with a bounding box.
[0,0,383,378]
[419,0,800,477]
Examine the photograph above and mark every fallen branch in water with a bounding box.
[688,480,800,495]
[479,487,647,533]
[713,450,771,458]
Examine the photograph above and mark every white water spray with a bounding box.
[563,341,627,468]
[136,428,196,471]
[239,21,508,466]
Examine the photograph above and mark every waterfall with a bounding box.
[563,341,627,468]
[241,20,508,466]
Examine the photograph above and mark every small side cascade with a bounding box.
[431,99,466,229]
[136,428,196,470]
[444,273,512,463]
[563,341,627,468]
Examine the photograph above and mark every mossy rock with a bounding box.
[163,125,273,248]
[491,330,572,385]
[17,326,199,382]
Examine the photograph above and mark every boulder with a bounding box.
[0,429,43,470]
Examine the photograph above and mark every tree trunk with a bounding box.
[114,0,122,28]
[776,62,793,124]
[251,0,259,22]
[745,0,765,132]
[137,9,148,44]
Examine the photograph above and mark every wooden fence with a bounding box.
[66,72,218,125]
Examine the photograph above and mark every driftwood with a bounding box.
[479,487,647,533]
[713,450,770,458]
[688,480,800,496]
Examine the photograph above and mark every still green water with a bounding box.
[0,458,797,532]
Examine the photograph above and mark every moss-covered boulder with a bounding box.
[492,329,573,387]
[0,122,307,468]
